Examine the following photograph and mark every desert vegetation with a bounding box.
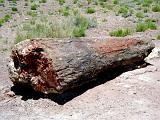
[0,15,11,27]
[0,0,159,42]
[15,13,97,43]
[109,28,131,37]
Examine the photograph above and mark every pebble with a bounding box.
[6,91,15,97]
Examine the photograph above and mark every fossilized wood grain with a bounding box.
[8,38,155,94]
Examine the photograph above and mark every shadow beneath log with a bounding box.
[11,61,150,105]
[11,85,44,101]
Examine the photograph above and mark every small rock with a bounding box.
[145,48,160,60]
[6,91,15,97]
[25,17,29,20]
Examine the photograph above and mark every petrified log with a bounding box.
[8,37,154,94]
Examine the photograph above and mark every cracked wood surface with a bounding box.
[8,38,154,94]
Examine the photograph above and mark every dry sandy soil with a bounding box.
[1,40,160,120]
[0,0,160,120]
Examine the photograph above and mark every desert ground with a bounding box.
[0,0,160,120]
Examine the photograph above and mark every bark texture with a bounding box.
[8,37,154,94]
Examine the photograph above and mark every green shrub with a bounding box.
[113,0,119,4]
[142,0,153,7]
[0,0,4,3]
[16,33,25,44]
[12,7,18,12]
[15,15,97,43]
[73,0,78,4]
[3,15,11,22]
[87,17,97,28]
[61,6,70,16]
[136,12,144,18]
[0,20,3,27]
[0,15,11,27]
[87,0,92,4]
[48,11,54,15]
[15,18,72,43]
[12,0,17,4]
[118,5,129,16]
[27,11,37,17]
[136,21,157,32]
[133,0,141,5]
[146,21,157,30]
[72,8,79,15]
[72,14,97,37]
[152,4,160,12]
[0,19,3,27]
[74,15,89,29]
[109,29,131,37]
[100,3,114,10]
[157,35,160,40]
[72,27,85,37]
[31,3,38,10]
[99,0,107,2]
[86,7,96,14]
[58,0,65,5]
[93,0,98,5]
[39,0,47,3]
[74,14,97,28]
[143,7,149,13]
[145,18,157,23]
[136,22,147,32]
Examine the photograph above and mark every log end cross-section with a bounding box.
[9,40,61,93]
[8,38,155,94]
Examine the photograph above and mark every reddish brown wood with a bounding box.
[8,37,154,94]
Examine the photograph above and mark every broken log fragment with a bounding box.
[8,37,154,94]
